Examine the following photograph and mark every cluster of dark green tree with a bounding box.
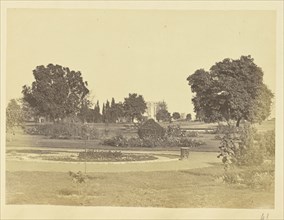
[187,56,273,126]
[155,101,192,122]
[21,64,148,124]
[77,94,147,123]
[77,98,124,123]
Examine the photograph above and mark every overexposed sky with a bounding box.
[6,9,276,116]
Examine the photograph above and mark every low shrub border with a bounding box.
[102,135,204,148]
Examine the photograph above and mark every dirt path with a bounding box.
[6,151,220,173]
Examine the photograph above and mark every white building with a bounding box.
[145,102,159,120]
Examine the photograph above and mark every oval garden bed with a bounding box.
[7,149,158,162]
[74,150,158,162]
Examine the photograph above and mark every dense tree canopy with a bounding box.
[22,64,89,121]
[156,109,171,122]
[186,113,192,121]
[172,112,181,120]
[123,93,147,122]
[156,101,171,122]
[187,56,273,126]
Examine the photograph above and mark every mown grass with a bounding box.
[6,165,274,208]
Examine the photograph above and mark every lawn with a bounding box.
[5,120,275,208]
[6,165,274,208]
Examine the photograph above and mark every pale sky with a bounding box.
[6,9,276,117]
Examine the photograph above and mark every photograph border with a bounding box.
[1,1,283,219]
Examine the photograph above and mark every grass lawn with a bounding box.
[6,165,274,208]
[5,120,275,208]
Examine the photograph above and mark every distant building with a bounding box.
[145,102,159,120]
[180,113,186,120]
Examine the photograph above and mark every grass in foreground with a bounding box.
[6,165,274,208]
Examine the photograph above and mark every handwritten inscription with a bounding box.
[260,213,269,220]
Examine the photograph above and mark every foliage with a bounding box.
[214,123,239,134]
[24,123,99,139]
[218,123,275,169]
[222,162,274,190]
[93,101,102,123]
[102,135,128,147]
[104,99,124,123]
[155,101,171,122]
[138,119,165,139]
[186,131,199,137]
[123,93,147,122]
[6,99,23,132]
[172,112,181,120]
[69,171,86,184]
[255,130,275,157]
[186,113,192,121]
[78,150,123,160]
[77,149,156,162]
[156,109,171,122]
[156,101,168,112]
[187,56,274,127]
[77,97,93,123]
[102,134,204,148]
[22,64,89,121]
[68,171,87,196]
[20,99,38,122]
[166,124,186,137]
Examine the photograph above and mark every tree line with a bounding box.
[7,55,273,128]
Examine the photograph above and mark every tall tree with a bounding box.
[93,101,102,123]
[155,100,171,122]
[156,109,171,122]
[22,64,89,121]
[104,100,111,123]
[187,56,273,126]
[77,98,93,123]
[156,101,168,112]
[123,93,147,122]
[113,102,125,122]
[102,103,106,122]
[111,98,115,108]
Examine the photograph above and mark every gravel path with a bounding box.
[6,151,221,173]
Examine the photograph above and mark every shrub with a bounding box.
[218,124,275,190]
[214,123,239,135]
[138,119,165,139]
[102,135,127,147]
[222,170,243,185]
[102,135,204,148]
[58,188,77,196]
[255,130,275,157]
[166,125,186,137]
[186,131,199,137]
[78,150,123,160]
[222,162,275,190]
[218,124,265,168]
[24,123,99,139]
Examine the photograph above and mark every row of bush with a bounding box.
[102,135,204,148]
[24,123,100,139]
[23,119,200,141]
[77,149,156,162]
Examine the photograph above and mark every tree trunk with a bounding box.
[236,117,242,127]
